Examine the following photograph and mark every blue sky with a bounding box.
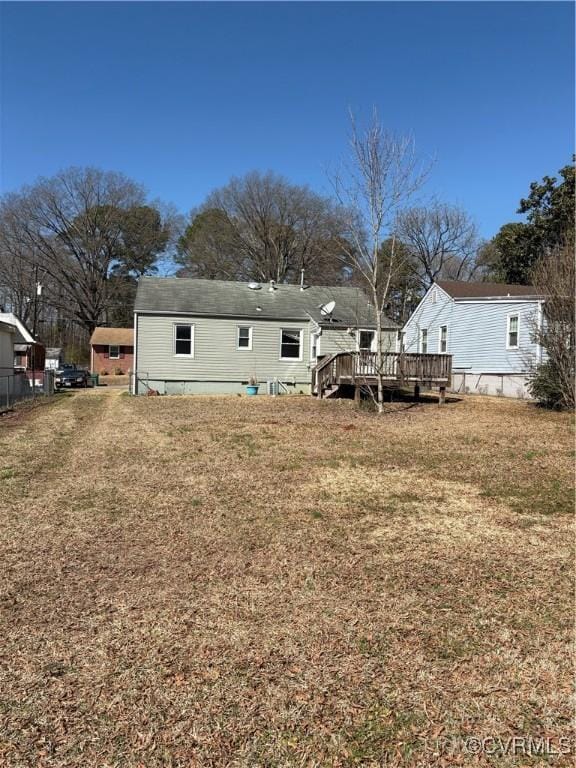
[1,1,574,239]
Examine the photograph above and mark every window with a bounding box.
[439,326,447,353]
[237,326,252,350]
[109,345,120,360]
[174,324,194,356]
[420,328,428,354]
[280,329,303,360]
[310,331,321,360]
[358,330,375,351]
[507,315,519,349]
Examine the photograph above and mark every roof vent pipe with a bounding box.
[300,269,305,291]
[268,280,276,292]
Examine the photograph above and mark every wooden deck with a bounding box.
[313,351,452,401]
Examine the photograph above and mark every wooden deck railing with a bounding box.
[314,351,452,395]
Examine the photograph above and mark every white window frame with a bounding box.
[310,330,321,361]
[438,325,448,353]
[236,325,253,351]
[173,323,195,357]
[420,328,428,354]
[108,345,120,360]
[506,313,520,350]
[279,328,303,361]
[357,328,376,352]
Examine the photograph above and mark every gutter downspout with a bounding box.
[132,312,138,395]
[536,300,544,364]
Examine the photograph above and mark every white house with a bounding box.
[402,280,544,398]
[0,320,16,378]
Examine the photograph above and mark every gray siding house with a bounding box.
[133,277,398,395]
[402,280,544,398]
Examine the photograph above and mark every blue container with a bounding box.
[246,385,259,396]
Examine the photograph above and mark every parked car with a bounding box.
[55,367,90,388]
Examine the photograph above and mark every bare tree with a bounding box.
[329,110,430,412]
[0,167,171,334]
[528,242,575,409]
[395,202,478,287]
[179,171,349,285]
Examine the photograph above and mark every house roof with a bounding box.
[0,313,36,344]
[437,280,542,300]
[90,327,134,346]
[135,277,398,328]
[45,348,62,358]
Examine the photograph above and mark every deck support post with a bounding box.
[439,386,446,406]
[414,384,420,402]
[354,385,361,403]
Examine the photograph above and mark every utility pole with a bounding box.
[31,267,43,399]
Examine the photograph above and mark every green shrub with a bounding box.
[528,362,566,409]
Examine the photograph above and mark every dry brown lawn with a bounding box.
[0,390,573,767]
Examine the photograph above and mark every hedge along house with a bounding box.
[402,280,544,398]
[90,327,134,375]
[132,277,399,395]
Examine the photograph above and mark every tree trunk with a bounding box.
[373,286,384,414]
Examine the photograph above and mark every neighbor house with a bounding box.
[0,312,45,381]
[133,277,398,395]
[0,320,16,378]
[45,348,63,371]
[90,327,134,374]
[402,280,544,398]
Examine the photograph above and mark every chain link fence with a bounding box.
[0,371,55,412]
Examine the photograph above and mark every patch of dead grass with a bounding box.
[0,391,573,766]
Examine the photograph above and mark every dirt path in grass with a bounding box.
[0,390,573,767]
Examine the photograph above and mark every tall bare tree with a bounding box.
[395,202,478,287]
[330,110,429,412]
[528,242,575,409]
[176,172,350,285]
[0,167,171,334]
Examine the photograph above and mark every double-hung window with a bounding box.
[439,326,447,353]
[109,345,120,359]
[280,329,303,360]
[507,315,519,349]
[237,326,253,350]
[420,328,428,354]
[174,324,194,356]
[358,330,375,352]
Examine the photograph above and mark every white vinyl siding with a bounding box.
[138,315,311,383]
[403,284,540,374]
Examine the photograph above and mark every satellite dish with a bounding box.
[248,281,261,290]
[320,300,336,317]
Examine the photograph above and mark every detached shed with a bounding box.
[90,327,134,374]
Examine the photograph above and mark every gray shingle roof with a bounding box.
[135,277,398,328]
